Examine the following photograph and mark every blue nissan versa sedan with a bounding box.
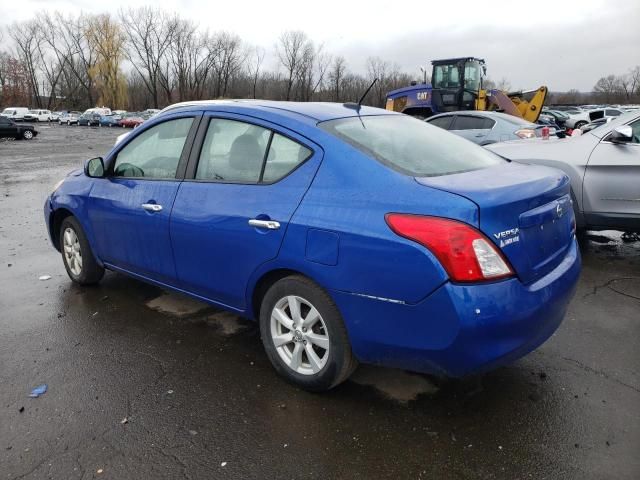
[44,101,581,391]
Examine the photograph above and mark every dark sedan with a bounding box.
[0,116,38,140]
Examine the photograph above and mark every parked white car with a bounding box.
[0,107,29,121]
[84,107,112,116]
[50,111,67,122]
[23,109,53,122]
[566,108,624,129]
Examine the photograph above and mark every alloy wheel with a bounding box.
[63,227,82,276]
[270,295,330,375]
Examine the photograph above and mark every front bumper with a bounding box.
[43,196,56,249]
[331,238,581,377]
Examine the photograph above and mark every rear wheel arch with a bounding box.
[250,268,306,321]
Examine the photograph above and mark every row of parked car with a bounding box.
[541,104,640,133]
[57,109,160,128]
[0,107,160,129]
[421,104,640,147]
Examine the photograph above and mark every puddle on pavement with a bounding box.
[351,366,439,403]
[205,311,249,335]
[146,292,250,335]
[146,292,209,317]
[584,230,640,258]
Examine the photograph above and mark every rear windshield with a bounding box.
[319,115,503,177]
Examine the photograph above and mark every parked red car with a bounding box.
[118,114,144,128]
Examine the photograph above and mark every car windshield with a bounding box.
[319,115,504,177]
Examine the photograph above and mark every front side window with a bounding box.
[319,115,503,177]
[113,117,193,179]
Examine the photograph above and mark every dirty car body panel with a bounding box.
[45,101,581,378]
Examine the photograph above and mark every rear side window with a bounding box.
[262,134,311,182]
[426,116,454,130]
[451,115,494,130]
[196,119,270,183]
[196,118,312,183]
[319,115,503,177]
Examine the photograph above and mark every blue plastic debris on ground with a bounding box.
[29,384,48,398]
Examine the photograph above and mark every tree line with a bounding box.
[1,9,639,111]
[0,8,414,111]
[549,66,640,105]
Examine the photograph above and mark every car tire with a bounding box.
[574,121,587,129]
[59,216,104,285]
[259,275,357,391]
[22,130,33,140]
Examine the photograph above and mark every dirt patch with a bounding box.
[146,292,209,317]
[351,366,439,403]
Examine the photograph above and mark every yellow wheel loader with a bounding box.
[385,57,547,122]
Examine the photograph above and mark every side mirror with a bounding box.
[609,125,633,143]
[84,157,105,178]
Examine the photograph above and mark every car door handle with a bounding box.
[141,203,163,212]
[248,219,280,230]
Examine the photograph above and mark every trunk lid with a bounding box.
[416,163,574,284]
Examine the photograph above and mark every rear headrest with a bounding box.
[229,134,262,171]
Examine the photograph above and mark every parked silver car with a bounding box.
[565,107,624,130]
[487,112,640,232]
[426,111,553,146]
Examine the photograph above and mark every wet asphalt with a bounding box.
[0,125,639,479]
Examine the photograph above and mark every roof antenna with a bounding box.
[344,78,378,111]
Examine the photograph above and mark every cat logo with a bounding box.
[416,91,430,101]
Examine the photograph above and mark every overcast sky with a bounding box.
[2,0,639,91]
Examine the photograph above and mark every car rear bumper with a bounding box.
[331,237,581,377]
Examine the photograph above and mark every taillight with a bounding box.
[385,214,514,283]
[515,128,536,139]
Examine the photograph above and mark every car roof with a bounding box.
[427,110,535,125]
[159,100,396,124]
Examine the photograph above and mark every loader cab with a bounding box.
[431,57,485,113]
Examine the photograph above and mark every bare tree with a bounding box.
[329,56,347,101]
[630,66,640,96]
[366,56,389,107]
[212,32,244,98]
[58,13,99,106]
[246,46,265,99]
[277,31,311,101]
[10,20,43,107]
[593,74,622,103]
[120,7,176,108]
